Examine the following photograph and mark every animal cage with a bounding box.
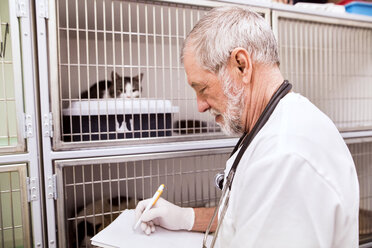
[9,0,370,247]
[0,16,24,153]
[54,148,229,247]
[348,140,372,244]
[273,11,372,132]
[49,0,270,150]
[0,164,31,248]
[52,141,372,248]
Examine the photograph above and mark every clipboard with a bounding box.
[91,209,212,248]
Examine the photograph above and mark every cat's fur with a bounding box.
[72,196,137,248]
[81,72,143,99]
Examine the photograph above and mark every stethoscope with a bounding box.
[203,81,292,248]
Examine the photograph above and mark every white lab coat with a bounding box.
[217,93,359,248]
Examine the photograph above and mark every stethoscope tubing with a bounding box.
[204,81,292,248]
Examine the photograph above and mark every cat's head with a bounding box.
[110,72,143,98]
[123,73,143,98]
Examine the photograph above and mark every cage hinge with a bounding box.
[38,0,49,19]
[47,174,57,200]
[24,114,33,138]
[16,0,28,17]
[43,112,54,138]
[26,177,39,202]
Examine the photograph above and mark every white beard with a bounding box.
[212,70,245,136]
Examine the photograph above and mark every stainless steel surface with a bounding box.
[55,148,229,247]
[16,0,46,245]
[36,0,60,245]
[49,138,237,159]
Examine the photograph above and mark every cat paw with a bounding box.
[116,120,133,132]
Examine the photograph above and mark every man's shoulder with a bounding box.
[259,92,342,150]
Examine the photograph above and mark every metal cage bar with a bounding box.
[54,148,230,247]
[0,164,31,248]
[272,10,372,132]
[0,0,25,154]
[346,141,372,244]
[49,0,270,150]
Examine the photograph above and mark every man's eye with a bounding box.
[200,87,207,94]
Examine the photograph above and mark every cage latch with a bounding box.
[16,0,28,18]
[38,0,49,19]
[24,114,33,138]
[43,112,53,138]
[26,177,39,202]
[47,174,57,200]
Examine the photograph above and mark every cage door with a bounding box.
[272,10,372,132]
[0,164,31,248]
[0,0,26,153]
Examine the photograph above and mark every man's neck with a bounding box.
[242,64,284,133]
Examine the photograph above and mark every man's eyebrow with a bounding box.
[190,82,199,88]
[191,82,206,88]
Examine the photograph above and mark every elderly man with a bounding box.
[135,6,359,247]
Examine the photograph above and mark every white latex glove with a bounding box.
[134,197,194,235]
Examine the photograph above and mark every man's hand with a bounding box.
[134,197,195,235]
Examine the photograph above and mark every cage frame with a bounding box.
[272,10,372,132]
[54,147,231,247]
[31,0,372,247]
[0,0,26,154]
[0,163,31,248]
[47,0,271,151]
[0,0,47,246]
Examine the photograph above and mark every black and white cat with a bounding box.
[81,72,143,99]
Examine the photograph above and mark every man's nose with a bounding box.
[197,96,210,113]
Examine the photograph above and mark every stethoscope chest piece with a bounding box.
[203,81,292,248]
[214,172,225,190]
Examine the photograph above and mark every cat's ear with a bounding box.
[116,72,121,80]
[111,71,121,81]
[134,73,144,82]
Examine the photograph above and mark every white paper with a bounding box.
[91,210,212,248]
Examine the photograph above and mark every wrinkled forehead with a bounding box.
[183,51,209,84]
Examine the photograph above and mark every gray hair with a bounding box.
[182,6,279,73]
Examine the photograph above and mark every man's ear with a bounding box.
[229,48,252,84]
